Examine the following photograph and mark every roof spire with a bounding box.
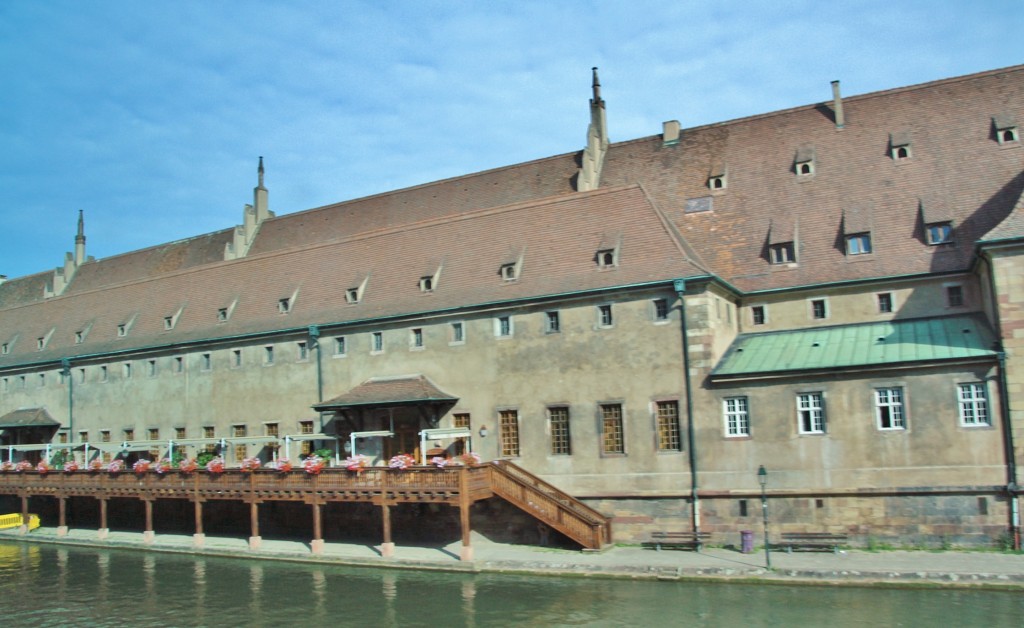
[258,156,265,189]
[591,67,603,105]
[76,209,85,241]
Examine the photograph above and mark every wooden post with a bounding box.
[98,497,109,540]
[143,499,155,544]
[57,496,68,537]
[19,495,29,535]
[248,501,261,550]
[380,502,394,557]
[311,502,324,555]
[458,466,473,561]
[193,500,205,548]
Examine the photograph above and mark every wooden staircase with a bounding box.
[487,460,612,550]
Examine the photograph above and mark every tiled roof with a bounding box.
[0,407,59,429]
[0,272,52,309]
[711,315,997,380]
[980,188,1024,243]
[0,185,703,366]
[314,375,457,410]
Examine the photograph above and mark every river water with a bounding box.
[1,540,1021,627]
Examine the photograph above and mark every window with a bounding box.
[100,365,108,382]
[656,400,681,451]
[811,299,827,320]
[946,285,964,307]
[299,420,314,435]
[708,174,726,190]
[334,337,347,355]
[38,373,45,387]
[164,316,174,330]
[598,304,613,328]
[217,308,228,322]
[450,322,464,344]
[201,353,212,371]
[77,368,85,383]
[175,427,186,440]
[846,233,872,255]
[499,410,520,457]
[1,378,7,392]
[994,117,1019,145]
[346,288,360,304]
[74,331,83,344]
[892,144,911,160]
[117,324,127,337]
[232,349,242,367]
[371,331,384,353]
[17,375,25,389]
[958,383,989,426]
[123,362,132,379]
[79,431,88,443]
[495,316,512,337]
[596,249,617,269]
[601,404,625,454]
[149,428,160,441]
[797,392,825,434]
[124,428,135,442]
[278,298,291,313]
[548,407,571,455]
[264,346,275,365]
[232,424,247,461]
[724,397,750,437]
[419,276,434,292]
[875,387,905,430]
[57,432,68,444]
[297,341,308,360]
[877,293,893,313]
[653,298,669,321]
[411,328,423,348]
[999,127,1019,144]
[545,311,560,333]
[453,413,470,429]
[174,356,184,373]
[100,430,111,443]
[751,305,766,325]
[769,243,795,264]
[36,337,44,350]
[203,426,216,453]
[148,359,157,377]
[500,263,517,281]
[265,422,279,437]
[796,160,814,176]
[1,343,8,354]
[927,223,952,245]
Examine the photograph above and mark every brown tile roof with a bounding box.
[0,271,52,309]
[0,185,703,366]
[314,375,457,410]
[0,407,59,428]
[980,188,1024,242]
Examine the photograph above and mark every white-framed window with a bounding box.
[545,311,560,333]
[846,233,872,255]
[449,322,464,345]
[334,336,347,355]
[410,328,424,349]
[74,331,83,344]
[371,331,384,353]
[278,297,291,313]
[598,304,613,328]
[796,159,814,176]
[751,305,766,325]
[797,392,825,434]
[419,276,435,292]
[297,341,308,361]
[653,298,669,322]
[596,249,618,269]
[875,387,905,430]
[958,383,989,426]
[926,223,952,245]
[232,349,242,367]
[346,288,360,304]
[708,174,726,190]
[264,345,275,365]
[217,307,229,322]
[500,263,518,281]
[123,362,133,379]
[724,397,750,437]
[495,315,512,337]
[201,353,212,371]
[117,324,127,337]
[769,242,795,264]
[1,342,9,354]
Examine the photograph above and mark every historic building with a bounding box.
[1,65,1022,547]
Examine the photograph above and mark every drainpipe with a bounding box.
[673,279,700,534]
[61,358,73,444]
[309,325,325,432]
[996,350,1020,549]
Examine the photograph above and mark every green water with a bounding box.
[0,541,1020,627]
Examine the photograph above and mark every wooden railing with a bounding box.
[487,460,612,550]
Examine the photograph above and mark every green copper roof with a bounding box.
[712,315,997,380]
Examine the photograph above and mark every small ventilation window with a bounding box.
[797,161,814,176]
[217,308,228,322]
[890,132,912,161]
[794,146,815,178]
[994,115,1019,146]
[419,276,434,292]
[708,175,726,190]
[36,337,45,350]
[278,297,291,313]
[117,324,127,337]
[164,316,174,330]
[74,331,84,344]
[500,263,517,281]
[1,343,8,355]
[346,288,359,303]
[596,249,617,269]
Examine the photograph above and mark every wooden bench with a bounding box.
[642,531,711,552]
[779,532,848,554]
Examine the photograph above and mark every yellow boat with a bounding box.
[0,513,40,531]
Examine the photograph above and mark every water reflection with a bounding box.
[0,540,1021,627]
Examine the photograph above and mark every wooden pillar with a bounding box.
[193,500,205,547]
[380,502,395,558]
[248,501,261,550]
[143,500,155,544]
[458,467,473,561]
[57,496,68,537]
[19,495,29,535]
[98,498,109,540]
[310,502,324,555]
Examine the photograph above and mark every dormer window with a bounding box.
[1,343,8,355]
[926,222,953,245]
[36,337,45,350]
[117,324,127,337]
[346,288,360,304]
[769,242,796,264]
[846,233,873,255]
[994,115,1019,145]
[74,331,84,344]
[419,276,434,292]
[889,132,912,161]
[796,161,813,176]
[278,298,291,313]
[794,146,815,177]
[163,316,174,330]
[597,249,617,269]
[500,263,517,281]
[708,174,726,190]
[217,308,228,322]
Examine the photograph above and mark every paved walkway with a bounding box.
[4,526,1023,588]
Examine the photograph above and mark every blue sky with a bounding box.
[1,0,1021,281]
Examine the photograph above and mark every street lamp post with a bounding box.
[758,465,771,569]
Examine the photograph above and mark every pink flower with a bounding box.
[88,459,104,472]
[240,457,262,472]
[63,460,79,473]
[36,461,51,475]
[205,457,225,474]
[15,460,33,472]
[0,461,14,472]
[431,456,448,468]
[178,458,198,474]
[273,458,292,473]
[344,454,369,472]
[303,455,325,475]
[153,459,172,474]
[132,459,151,474]
[388,454,416,469]
[107,459,125,474]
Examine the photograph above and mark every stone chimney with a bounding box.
[577,67,609,192]
[663,120,681,146]
[832,80,845,129]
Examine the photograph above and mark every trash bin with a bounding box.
[740,530,754,554]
